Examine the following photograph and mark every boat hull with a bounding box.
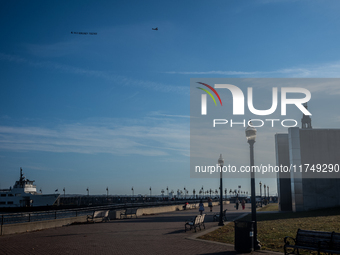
[0,193,60,208]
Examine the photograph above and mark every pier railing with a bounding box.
[0,200,204,226]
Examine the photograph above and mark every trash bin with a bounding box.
[234,221,254,253]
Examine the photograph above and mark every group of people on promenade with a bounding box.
[198,198,213,215]
[235,198,246,210]
[198,197,246,214]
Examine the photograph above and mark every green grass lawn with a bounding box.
[257,203,279,212]
[199,205,340,253]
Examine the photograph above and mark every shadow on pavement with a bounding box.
[199,251,238,255]
[165,229,185,234]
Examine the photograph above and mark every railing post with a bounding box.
[76,210,78,217]
[28,213,30,222]
[55,211,57,219]
[1,215,3,236]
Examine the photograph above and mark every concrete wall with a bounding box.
[2,201,230,235]
[288,127,304,212]
[110,201,228,219]
[1,216,87,236]
[136,201,228,216]
[299,129,340,211]
[277,128,340,212]
[275,133,292,211]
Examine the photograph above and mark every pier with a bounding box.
[0,203,273,255]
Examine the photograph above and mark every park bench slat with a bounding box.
[331,232,340,250]
[199,214,206,229]
[184,214,205,232]
[120,208,138,219]
[284,229,340,255]
[87,210,109,222]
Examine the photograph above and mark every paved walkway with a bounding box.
[0,203,282,255]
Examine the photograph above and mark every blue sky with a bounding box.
[1,0,340,196]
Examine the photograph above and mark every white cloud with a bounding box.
[165,71,259,75]
[0,118,189,157]
[166,61,340,78]
[0,53,189,95]
[166,61,340,95]
[149,111,191,118]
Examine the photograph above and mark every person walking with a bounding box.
[241,199,245,210]
[208,197,213,212]
[235,198,239,210]
[199,200,204,215]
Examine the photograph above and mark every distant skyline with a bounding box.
[1,0,340,196]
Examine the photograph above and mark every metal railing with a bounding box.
[0,200,204,226]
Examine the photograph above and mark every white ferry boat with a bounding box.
[0,168,60,207]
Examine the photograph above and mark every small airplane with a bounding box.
[152,27,158,30]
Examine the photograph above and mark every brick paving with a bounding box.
[0,203,282,255]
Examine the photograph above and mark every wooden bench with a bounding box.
[120,208,138,219]
[213,209,227,222]
[324,232,340,254]
[199,214,206,230]
[185,214,205,232]
[284,229,340,254]
[87,210,109,222]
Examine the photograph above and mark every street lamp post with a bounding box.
[106,187,109,203]
[218,154,224,226]
[264,184,266,204]
[267,186,269,202]
[63,188,65,198]
[246,123,261,250]
[149,187,152,198]
[259,181,262,207]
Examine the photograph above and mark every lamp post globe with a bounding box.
[245,123,257,142]
[218,154,224,226]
